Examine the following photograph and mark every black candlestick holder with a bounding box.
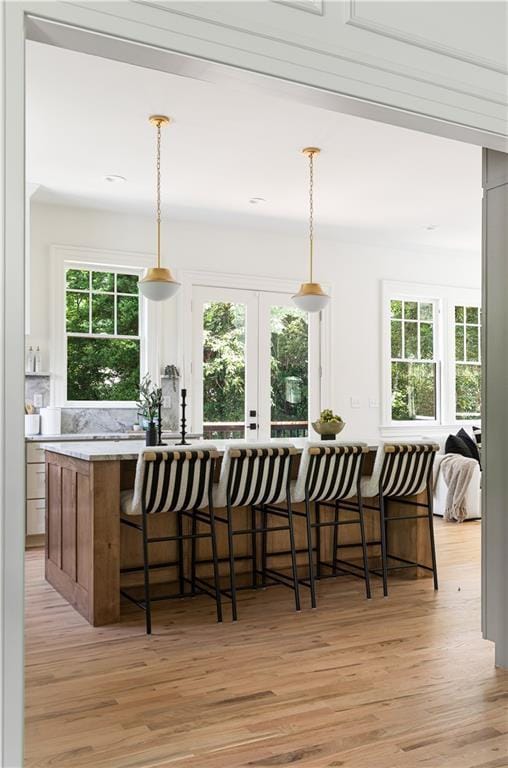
[157,402,166,446]
[176,388,190,446]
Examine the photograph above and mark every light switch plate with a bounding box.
[350,397,361,409]
[369,398,379,408]
[33,393,43,408]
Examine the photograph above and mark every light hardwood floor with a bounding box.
[25,519,508,768]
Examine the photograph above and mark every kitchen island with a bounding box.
[44,440,434,625]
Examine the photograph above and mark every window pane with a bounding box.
[66,292,89,333]
[92,271,114,292]
[391,362,436,421]
[455,325,465,361]
[456,364,481,420]
[391,320,402,358]
[404,321,418,358]
[66,269,89,290]
[390,300,402,319]
[67,337,140,401]
[92,294,114,334]
[466,326,479,361]
[466,306,479,324]
[455,306,464,323]
[270,306,308,438]
[116,273,139,294]
[117,295,139,336]
[420,303,433,321]
[420,322,433,359]
[202,302,245,440]
[404,301,418,320]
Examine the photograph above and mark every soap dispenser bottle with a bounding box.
[26,346,34,373]
[34,346,42,373]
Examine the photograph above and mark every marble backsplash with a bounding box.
[25,375,50,409]
[25,374,180,434]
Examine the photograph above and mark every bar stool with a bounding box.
[291,442,370,608]
[360,442,439,596]
[120,446,222,634]
[212,443,300,621]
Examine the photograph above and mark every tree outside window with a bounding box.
[455,305,481,420]
[65,268,141,401]
[390,299,437,421]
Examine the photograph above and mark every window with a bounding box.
[383,281,481,428]
[455,305,481,420]
[65,267,141,402]
[390,299,437,422]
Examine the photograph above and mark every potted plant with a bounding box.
[137,374,163,446]
[312,409,345,441]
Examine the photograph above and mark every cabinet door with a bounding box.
[26,499,46,535]
[26,442,45,464]
[27,463,46,499]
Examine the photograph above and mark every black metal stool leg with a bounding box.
[177,510,185,596]
[286,498,301,611]
[251,505,258,589]
[226,502,238,621]
[304,497,317,608]
[261,508,267,587]
[208,505,223,622]
[427,494,439,590]
[315,501,321,579]
[358,497,372,599]
[191,508,197,595]
[141,511,152,635]
[332,501,339,574]
[379,495,389,597]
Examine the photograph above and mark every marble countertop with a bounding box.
[26,431,202,443]
[42,438,377,462]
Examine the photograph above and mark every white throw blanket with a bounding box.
[439,454,477,522]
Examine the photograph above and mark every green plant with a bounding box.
[318,408,343,424]
[137,374,162,422]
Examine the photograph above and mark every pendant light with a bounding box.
[292,147,330,313]
[139,115,181,302]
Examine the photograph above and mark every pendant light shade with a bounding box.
[139,115,181,302]
[292,147,330,313]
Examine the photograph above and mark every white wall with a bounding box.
[29,201,481,441]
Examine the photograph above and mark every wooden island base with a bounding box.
[45,449,433,626]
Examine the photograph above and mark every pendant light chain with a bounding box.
[309,150,314,284]
[156,120,162,269]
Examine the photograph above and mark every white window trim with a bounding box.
[178,269,331,434]
[381,279,481,435]
[50,245,161,408]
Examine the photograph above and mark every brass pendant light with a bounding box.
[139,115,181,302]
[292,147,330,313]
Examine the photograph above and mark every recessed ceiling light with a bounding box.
[249,197,266,205]
[104,174,127,184]
[425,224,439,231]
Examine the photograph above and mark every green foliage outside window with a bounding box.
[203,302,246,423]
[390,299,436,421]
[65,268,140,401]
[202,302,309,432]
[455,305,481,419]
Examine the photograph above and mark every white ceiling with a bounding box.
[26,41,482,252]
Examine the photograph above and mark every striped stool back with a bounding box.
[379,443,439,498]
[219,445,297,508]
[294,443,368,503]
[135,448,218,515]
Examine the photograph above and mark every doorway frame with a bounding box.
[2,4,506,766]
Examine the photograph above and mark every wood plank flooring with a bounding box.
[24,519,508,768]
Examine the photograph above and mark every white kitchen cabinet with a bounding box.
[25,440,46,538]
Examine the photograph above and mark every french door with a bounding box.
[191,285,320,440]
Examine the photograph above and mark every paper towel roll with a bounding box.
[40,407,61,436]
